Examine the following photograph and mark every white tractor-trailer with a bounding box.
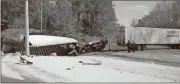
[117,27,180,50]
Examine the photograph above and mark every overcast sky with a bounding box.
[113,1,157,27]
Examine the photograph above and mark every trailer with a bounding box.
[1,35,79,56]
[117,27,180,50]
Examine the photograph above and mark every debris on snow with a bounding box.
[19,56,33,64]
[78,61,83,63]
[30,55,35,58]
[50,53,57,56]
[66,68,71,70]
[13,52,21,56]
[81,60,101,65]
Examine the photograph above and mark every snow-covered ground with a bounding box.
[2,54,180,82]
[2,63,24,80]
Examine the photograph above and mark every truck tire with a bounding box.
[140,45,145,50]
[177,44,180,49]
[168,45,171,49]
[139,44,147,50]
[175,44,180,49]
[171,45,175,49]
[143,45,147,50]
[175,45,177,49]
[136,45,141,51]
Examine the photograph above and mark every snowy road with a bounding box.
[82,49,180,67]
[2,54,180,82]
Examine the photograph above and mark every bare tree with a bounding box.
[135,1,180,29]
[130,18,138,27]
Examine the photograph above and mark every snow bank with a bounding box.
[3,53,20,63]
[1,51,5,56]
[2,63,24,80]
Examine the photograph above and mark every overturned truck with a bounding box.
[1,35,108,56]
[117,27,180,50]
[1,35,79,56]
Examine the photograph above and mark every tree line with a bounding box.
[132,1,180,29]
[1,0,118,42]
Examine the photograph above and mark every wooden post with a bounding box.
[41,0,43,31]
[108,36,110,51]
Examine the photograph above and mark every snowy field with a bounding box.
[2,54,180,82]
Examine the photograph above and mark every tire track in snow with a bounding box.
[28,65,72,83]
[4,62,44,83]
[4,61,71,83]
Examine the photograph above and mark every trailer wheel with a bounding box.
[175,44,180,49]
[177,44,180,49]
[171,45,175,49]
[136,45,141,51]
[175,45,177,49]
[138,45,146,50]
[143,45,147,50]
[168,45,171,49]
[141,45,143,50]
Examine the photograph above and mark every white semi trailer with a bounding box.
[117,27,180,50]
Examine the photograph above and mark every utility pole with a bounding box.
[25,0,29,56]
[41,0,43,31]
[108,35,111,51]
